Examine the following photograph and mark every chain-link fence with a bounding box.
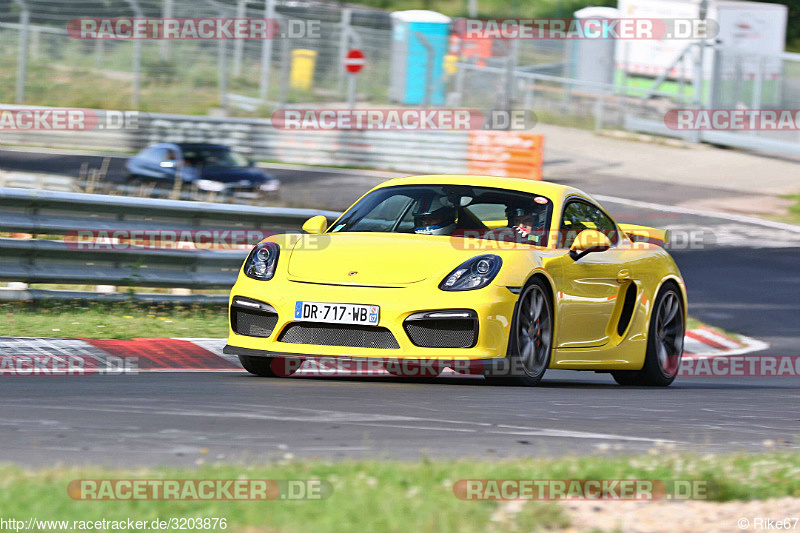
[0,0,393,113]
[453,37,800,155]
[1,2,799,156]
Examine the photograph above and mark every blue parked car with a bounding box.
[125,143,280,194]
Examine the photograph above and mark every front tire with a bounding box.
[485,277,553,386]
[612,282,684,387]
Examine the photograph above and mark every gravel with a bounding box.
[560,497,800,532]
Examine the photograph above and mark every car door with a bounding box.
[550,198,630,349]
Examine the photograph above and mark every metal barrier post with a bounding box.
[125,0,143,108]
[11,0,29,104]
[203,0,230,109]
[345,27,363,109]
[708,45,721,109]
[347,70,357,109]
[505,39,518,121]
[338,8,352,95]
[232,0,247,77]
[691,0,708,143]
[259,0,276,101]
[218,38,229,109]
[750,56,764,138]
[279,20,290,106]
[161,0,173,60]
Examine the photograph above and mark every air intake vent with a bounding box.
[231,297,278,338]
[278,323,400,349]
[617,283,637,336]
[233,310,278,338]
[403,310,478,348]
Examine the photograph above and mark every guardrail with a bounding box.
[0,187,341,292]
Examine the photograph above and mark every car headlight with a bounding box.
[439,254,502,291]
[259,180,280,192]
[196,179,226,192]
[244,242,280,281]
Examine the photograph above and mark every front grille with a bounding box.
[404,318,478,348]
[232,309,278,338]
[278,323,400,349]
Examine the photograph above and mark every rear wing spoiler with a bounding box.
[618,224,669,247]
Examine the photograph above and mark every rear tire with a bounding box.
[238,355,300,377]
[612,282,684,387]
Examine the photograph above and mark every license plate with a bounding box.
[294,301,379,326]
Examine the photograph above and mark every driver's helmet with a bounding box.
[505,204,543,228]
[413,197,457,235]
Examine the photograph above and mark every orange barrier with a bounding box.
[466,131,544,180]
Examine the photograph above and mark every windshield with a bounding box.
[181,147,250,168]
[330,184,553,247]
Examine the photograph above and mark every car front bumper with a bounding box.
[226,276,517,361]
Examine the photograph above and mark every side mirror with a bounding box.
[569,229,612,260]
[302,215,327,235]
[248,159,256,167]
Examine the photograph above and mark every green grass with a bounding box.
[3,452,800,532]
[0,302,228,340]
[781,194,800,225]
[0,301,742,341]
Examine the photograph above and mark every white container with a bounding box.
[615,0,788,80]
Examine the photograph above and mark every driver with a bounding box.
[413,198,457,235]
[505,205,545,242]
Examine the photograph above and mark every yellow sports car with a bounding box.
[224,175,686,386]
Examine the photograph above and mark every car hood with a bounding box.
[198,167,269,183]
[286,233,481,286]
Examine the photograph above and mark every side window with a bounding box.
[138,147,158,161]
[140,147,168,163]
[559,200,618,248]
[151,148,168,162]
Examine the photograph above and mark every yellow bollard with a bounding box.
[290,49,318,91]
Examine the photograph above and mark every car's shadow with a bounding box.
[228,372,800,390]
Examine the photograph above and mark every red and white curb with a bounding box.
[683,328,769,358]
[0,328,767,375]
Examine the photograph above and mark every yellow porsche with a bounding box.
[224,175,687,386]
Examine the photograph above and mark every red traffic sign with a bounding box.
[344,49,365,74]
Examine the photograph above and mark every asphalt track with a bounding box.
[0,147,798,466]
